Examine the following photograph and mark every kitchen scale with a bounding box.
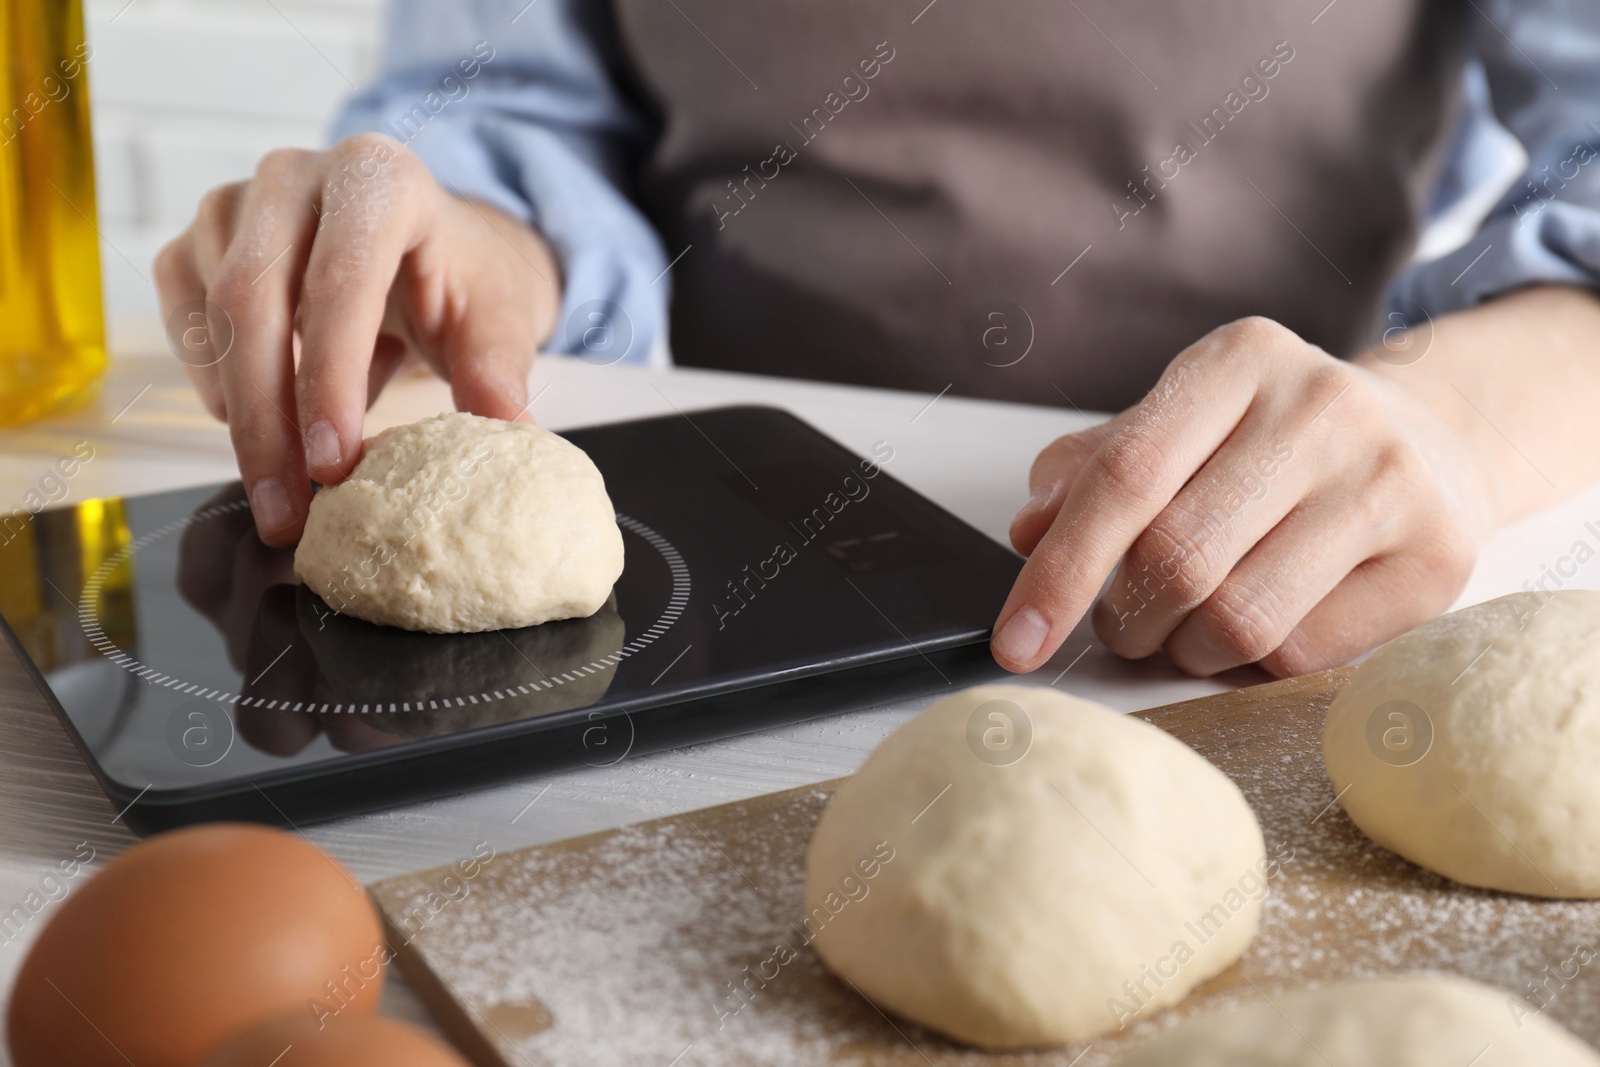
[0,406,1021,833]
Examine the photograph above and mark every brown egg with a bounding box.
[203,1012,471,1067]
[7,823,387,1067]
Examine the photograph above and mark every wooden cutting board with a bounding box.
[368,669,1600,1066]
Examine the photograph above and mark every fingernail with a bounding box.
[993,606,1050,666]
[507,382,534,423]
[250,477,293,533]
[306,420,342,471]
[1014,482,1057,523]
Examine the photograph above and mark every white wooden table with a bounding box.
[2,347,1597,1050]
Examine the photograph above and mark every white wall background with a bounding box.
[84,0,384,349]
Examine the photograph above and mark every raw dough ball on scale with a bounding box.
[804,684,1268,1049]
[1324,590,1600,897]
[295,413,623,633]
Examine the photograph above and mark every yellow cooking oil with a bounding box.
[0,0,106,428]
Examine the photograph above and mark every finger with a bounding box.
[153,233,229,419]
[210,149,321,546]
[184,181,251,415]
[1009,420,1117,556]
[1163,409,1477,676]
[188,180,248,281]
[1090,422,1311,660]
[160,181,246,420]
[1158,494,1385,676]
[366,337,410,408]
[295,135,433,482]
[1162,454,1476,678]
[1256,536,1473,678]
[442,301,536,423]
[990,329,1264,672]
[438,201,539,423]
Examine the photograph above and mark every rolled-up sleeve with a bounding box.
[1388,0,1600,319]
[331,0,669,365]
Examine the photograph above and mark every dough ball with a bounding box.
[294,413,623,633]
[1323,590,1600,897]
[804,684,1267,1049]
[1115,974,1600,1066]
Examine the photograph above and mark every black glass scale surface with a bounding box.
[0,406,1021,832]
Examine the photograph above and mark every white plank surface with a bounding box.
[2,348,1599,1053]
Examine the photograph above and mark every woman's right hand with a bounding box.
[153,132,561,547]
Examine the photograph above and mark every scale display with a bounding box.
[0,406,1022,829]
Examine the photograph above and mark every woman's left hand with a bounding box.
[992,315,1495,677]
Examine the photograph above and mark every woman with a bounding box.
[153,0,1600,677]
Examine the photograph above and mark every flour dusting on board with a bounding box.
[1236,703,1600,1025]
[371,675,1600,1066]
[376,786,893,1066]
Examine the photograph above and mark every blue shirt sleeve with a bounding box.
[329,0,670,366]
[1389,0,1600,320]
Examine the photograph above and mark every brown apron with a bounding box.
[609,0,1467,411]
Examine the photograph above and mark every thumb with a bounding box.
[1010,418,1119,555]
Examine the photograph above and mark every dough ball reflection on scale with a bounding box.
[296,587,626,737]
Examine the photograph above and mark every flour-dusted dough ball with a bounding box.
[1116,974,1600,1067]
[1324,590,1600,898]
[804,684,1268,1049]
[294,413,623,633]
